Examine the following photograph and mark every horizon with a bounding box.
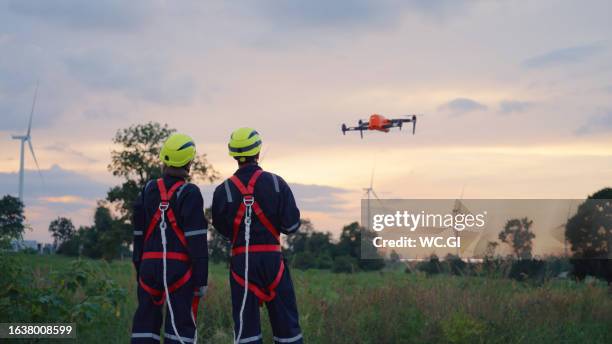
[1,1,611,246]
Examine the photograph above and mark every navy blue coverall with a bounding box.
[212,164,303,344]
[131,175,208,343]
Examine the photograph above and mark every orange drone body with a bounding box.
[341,113,417,138]
[368,114,391,132]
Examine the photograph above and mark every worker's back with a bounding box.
[134,176,207,287]
[131,133,208,344]
[211,164,301,246]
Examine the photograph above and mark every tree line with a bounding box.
[0,122,609,280]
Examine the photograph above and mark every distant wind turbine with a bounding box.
[11,81,43,201]
[363,168,382,230]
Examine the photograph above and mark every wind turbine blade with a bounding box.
[28,140,44,183]
[27,81,39,137]
[371,189,381,201]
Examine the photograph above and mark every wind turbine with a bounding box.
[363,168,381,230]
[11,82,43,201]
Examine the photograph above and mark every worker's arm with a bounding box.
[179,184,209,290]
[132,183,148,280]
[277,175,301,235]
[212,182,231,239]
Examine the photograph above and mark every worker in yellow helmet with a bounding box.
[213,128,303,344]
[132,133,208,344]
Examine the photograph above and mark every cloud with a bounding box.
[63,51,195,105]
[256,0,394,29]
[499,100,532,114]
[7,0,152,31]
[438,98,487,115]
[575,110,612,135]
[251,0,471,31]
[522,43,605,68]
[0,165,111,241]
[290,183,352,212]
[44,142,98,163]
[38,195,94,205]
[0,78,58,132]
[0,164,108,201]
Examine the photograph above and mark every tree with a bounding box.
[106,122,219,246]
[284,219,336,270]
[80,225,102,259]
[331,255,358,273]
[94,206,126,261]
[336,222,360,258]
[73,206,126,261]
[285,219,314,255]
[566,188,612,282]
[336,222,384,272]
[49,217,76,247]
[0,195,26,248]
[208,229,230,264]
[484,241,499,258]
[293,251,317,270]
[498,217,535,259]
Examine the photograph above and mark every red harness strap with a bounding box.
[231,260,285,306]
[139,178,193,305]
[231,244,281,256]
[229,170,280,243]
[228,169,285,305]
[142,251,190,261]
[138,268,193,306]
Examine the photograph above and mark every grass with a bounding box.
[10,254,612,343]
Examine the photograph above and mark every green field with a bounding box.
[4,254,612,343]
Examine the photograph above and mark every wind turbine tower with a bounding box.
[11,82,43,201]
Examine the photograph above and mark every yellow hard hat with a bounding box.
[228,127,262,161]
[159,133,196,167]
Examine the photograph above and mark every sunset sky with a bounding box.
[1,1,611,248]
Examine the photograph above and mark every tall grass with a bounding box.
[10,254,612,343]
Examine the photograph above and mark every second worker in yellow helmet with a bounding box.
[213,127,303,344]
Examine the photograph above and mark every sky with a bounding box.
[0,0,611,249]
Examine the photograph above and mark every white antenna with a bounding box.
[11,81,44,201]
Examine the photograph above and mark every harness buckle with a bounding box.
[159,201,170,211]
[243,195,254,207]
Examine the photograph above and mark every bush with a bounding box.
[332,255,358,273]
[57,236,81,256]
[0,253,127,332]
[441,312,486,344]
[508,259,546,282]
[416,255,442,275]
[570,258,612,283]
[445,254,467,276]
[315,253,333,269]
[292,251,317,270]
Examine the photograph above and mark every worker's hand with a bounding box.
[194,285,207,299]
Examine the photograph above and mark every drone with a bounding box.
[341,114,417,138]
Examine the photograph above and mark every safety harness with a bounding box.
[139,178,199,344]
[229,169,285,343]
